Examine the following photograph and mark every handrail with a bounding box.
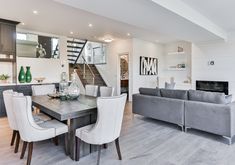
[81,56,95,84]
[74,40,87,64]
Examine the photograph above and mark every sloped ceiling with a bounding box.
[0,0,230,43]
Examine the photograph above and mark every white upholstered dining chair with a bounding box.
[31,84,55,96]
[100,86,115,97]
[85,84,98,97]
[3,90,21,153]
[75,94,127,165]
[12,95,68,165]
[31,84,55,122]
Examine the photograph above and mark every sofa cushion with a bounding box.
[160,89,188,100]
[139,87,161,96]
[188,90,227,104]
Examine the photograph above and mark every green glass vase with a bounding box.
[18,66,26,83]
[25,66,32,83]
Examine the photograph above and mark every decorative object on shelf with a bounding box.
[177,63,186,68]
[59,72,69,101]
[0,74,10,83]
[67,70,80,100]
[140,56,158,75]
[18,66,26,83]
[208,60,215,66]
[177,46,184,52]
[34,77,46,83]
[25,66,32,83]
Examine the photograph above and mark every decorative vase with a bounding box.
[25,66,32,83]
[59,72,69,101]
[18,66,26,83]
[67,70,80,100]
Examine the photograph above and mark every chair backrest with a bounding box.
[100,86,115,97]
[85,85,98,97]
[32,84,55,96]
[90,94,127,144]
[12,96,54,142]
[3,90,18,130]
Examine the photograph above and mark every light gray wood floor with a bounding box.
[1,102,235,165]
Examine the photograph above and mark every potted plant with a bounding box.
[0,74,10,83]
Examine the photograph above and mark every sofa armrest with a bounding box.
[185,101,232,137]
[229,102,235,137]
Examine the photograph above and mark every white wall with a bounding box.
[96,38,164,101]
[132,38,164,95]
[191,36,235,97]
[95,39,133,98]
[160,41,192,89]
[0,62,13,83]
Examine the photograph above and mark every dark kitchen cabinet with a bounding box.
[16,85,32,96]
[0,83,59,117]
[0,97,6,117]
[0,85,16,117]
[0,23,16,54]
[0,19,19,62]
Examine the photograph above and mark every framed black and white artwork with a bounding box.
[140,56,158,75]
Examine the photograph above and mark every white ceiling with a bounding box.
[0,0,232,43]
[181,0,235,31]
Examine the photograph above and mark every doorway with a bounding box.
[118,53,129,98]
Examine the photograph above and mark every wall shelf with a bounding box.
[167,68,186,71]
[167,52,185,55]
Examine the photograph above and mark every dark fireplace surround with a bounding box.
[196,80,229,95]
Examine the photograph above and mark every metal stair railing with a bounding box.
[81,56,95,85]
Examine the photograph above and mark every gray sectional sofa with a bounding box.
[133,88,235,144]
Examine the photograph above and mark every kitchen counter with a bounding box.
[0,81,61,86]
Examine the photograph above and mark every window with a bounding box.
[16,33,27,40]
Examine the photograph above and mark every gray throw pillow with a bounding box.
[165,82,176,89]
[160,89,188,100]
[139,87,161,97]
[188,90,227,104]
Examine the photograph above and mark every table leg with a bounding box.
[67,113,97,160]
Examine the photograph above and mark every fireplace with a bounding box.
[196,80,229,95]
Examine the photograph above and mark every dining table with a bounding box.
[32,94,98,160]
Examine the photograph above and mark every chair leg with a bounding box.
[97,145,102,165]
[27,142,33,165]
[14,131,20,153]
[54,136,59,146]
[115,138,122,160]
[20,141,28,159]
[75,137,81,161]
[103,143,108,149]
[10,130,17,146]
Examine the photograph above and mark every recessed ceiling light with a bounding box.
[104,38,113,43]
[33,10,38,14]
[70,31,74,35]
[88,23,93,27]
[21,22,25,25]
[127,33,131,36]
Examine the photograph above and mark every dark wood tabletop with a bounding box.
[32,94,97,121]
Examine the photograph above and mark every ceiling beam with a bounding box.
[151,0,228,41]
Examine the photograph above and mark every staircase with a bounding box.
[70,64,106,86]
[67,38,107,87]
[67,38,87,64]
